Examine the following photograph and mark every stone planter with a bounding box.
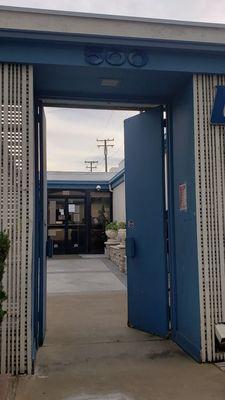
[106,229,118,241]
[118,228,126,243]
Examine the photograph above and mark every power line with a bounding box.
[109,143,124,158]
[97,138,114,172]
[99,110,114,137]
[97,142,123,171]
[84,160,98,172]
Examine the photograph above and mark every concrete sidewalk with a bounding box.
[14,256,225,400]
[0,375,16,400]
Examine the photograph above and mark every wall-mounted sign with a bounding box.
[211,86,225,124]
[179,183,187,211]
[85,47,148,68]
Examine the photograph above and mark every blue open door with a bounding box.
[124,108,169,337]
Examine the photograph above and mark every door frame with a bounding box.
[165,105,177,335]
[48,192,88,254]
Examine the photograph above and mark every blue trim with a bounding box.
[110,174,125,189]
[109,169,125,189]
[47,169,125,191]
[47,180,109,190]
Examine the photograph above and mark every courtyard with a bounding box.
[13,256,225,400]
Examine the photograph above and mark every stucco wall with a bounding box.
[112,181,126,222]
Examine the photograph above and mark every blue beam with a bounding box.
[0,36,225,74]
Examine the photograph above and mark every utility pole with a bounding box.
[84,160,98,172]
[97,138,114,172]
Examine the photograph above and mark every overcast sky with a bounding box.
[2,0,225,22]
[2,0,225,171]
[45,108,137,172]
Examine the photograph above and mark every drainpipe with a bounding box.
[109,183,113,192]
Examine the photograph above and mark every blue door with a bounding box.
[124,109,169,337]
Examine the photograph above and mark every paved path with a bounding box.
[14,256,225,400]
[47,257,126,294]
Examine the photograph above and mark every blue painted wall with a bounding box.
[170,78,201,360]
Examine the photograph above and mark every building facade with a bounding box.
[47,169,125,255]
[0,6,225,374]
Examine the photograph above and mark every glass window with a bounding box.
[68,227,86,253]
[90,193,111,228]
[48,228,65,253]
[48,198,65,225]
[68,198,85,225]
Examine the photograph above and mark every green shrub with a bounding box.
[118,221,126,229]
[0,231,10,323]
[105,221,118,231]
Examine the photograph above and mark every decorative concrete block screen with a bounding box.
[194,74,225,362]
[0,64,34,374]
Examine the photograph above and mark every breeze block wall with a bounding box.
[0,64,34,374]
[193,74,225,362]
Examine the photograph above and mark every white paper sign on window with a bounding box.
[69,204,75,213]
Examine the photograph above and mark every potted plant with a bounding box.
[105,221,118,241]
[117,221,126,243]
[0,231,10,324]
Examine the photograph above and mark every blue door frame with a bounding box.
[32,102,40,368]
[31,98,202,364]
[32,102,47,368]
[38,104,47,347]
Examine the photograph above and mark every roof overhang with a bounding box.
[1,6,225,47]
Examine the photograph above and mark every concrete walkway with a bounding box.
[14,256,225,400]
